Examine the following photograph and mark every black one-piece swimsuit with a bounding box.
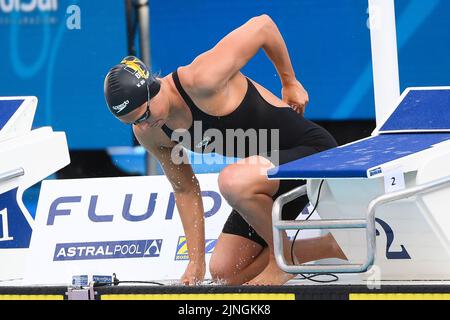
[162,70,337,247]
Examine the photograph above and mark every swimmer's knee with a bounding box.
[218,161,275,207]
[218,166,247,205]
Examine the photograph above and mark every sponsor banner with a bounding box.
[24,173,318,285]
[24,174,230,285]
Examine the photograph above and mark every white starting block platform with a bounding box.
[0,97,70,282]
[269,87,450,281]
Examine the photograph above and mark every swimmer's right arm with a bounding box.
[187,15,296,88]
[133,126,206,285]
[186,14,309,114]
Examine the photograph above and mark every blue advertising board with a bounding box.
[1,0,449,149]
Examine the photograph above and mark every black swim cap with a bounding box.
[104,56,161,117]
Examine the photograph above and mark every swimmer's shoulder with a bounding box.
[176,64,221,98]
[175,66,194,89]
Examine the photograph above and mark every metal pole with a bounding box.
[0,168,24,184]
[125,0,137,57]
[136,0,151,67]
[368,0,401,126]
[135,0,158,176]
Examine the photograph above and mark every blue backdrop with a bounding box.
[0,0,449,149]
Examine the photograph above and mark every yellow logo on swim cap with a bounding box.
[121,56,149,80]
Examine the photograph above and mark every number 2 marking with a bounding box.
[391,177,396,186]
[375,218,411,260]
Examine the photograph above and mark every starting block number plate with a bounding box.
[384,167,406,193]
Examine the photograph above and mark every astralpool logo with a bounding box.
[53,239,162,261]
[175,236,217,261]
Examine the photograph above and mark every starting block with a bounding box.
[268,87,450,280]
[0,97,70,282]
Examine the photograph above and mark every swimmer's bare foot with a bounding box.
[245,258,295,286]
[326,233,348,260]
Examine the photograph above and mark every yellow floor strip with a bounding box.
[101,293,295,300]
[350,293,450,300]
[0,295,64,300]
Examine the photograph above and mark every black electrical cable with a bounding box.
[290,180,324,264]
[92,280,165,287]
[90,273,165,287]
[289,180,339,283]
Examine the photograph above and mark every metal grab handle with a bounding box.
[365,174,450,269]
[272,175,450,275]
[272,185,372,274]
[0,168,24,184]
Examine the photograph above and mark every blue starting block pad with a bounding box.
[0,99,24,131]
[379,88,450,133]
[268,133,450,179]
[268,87,450,179]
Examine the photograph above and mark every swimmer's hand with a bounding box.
[181,260,206,285]
[282,80,309,116]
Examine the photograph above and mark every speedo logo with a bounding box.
[0,0,58,13]
[196,136,212,149]
[112,100,129,113]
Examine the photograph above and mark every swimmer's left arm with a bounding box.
[187,14,298,91]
